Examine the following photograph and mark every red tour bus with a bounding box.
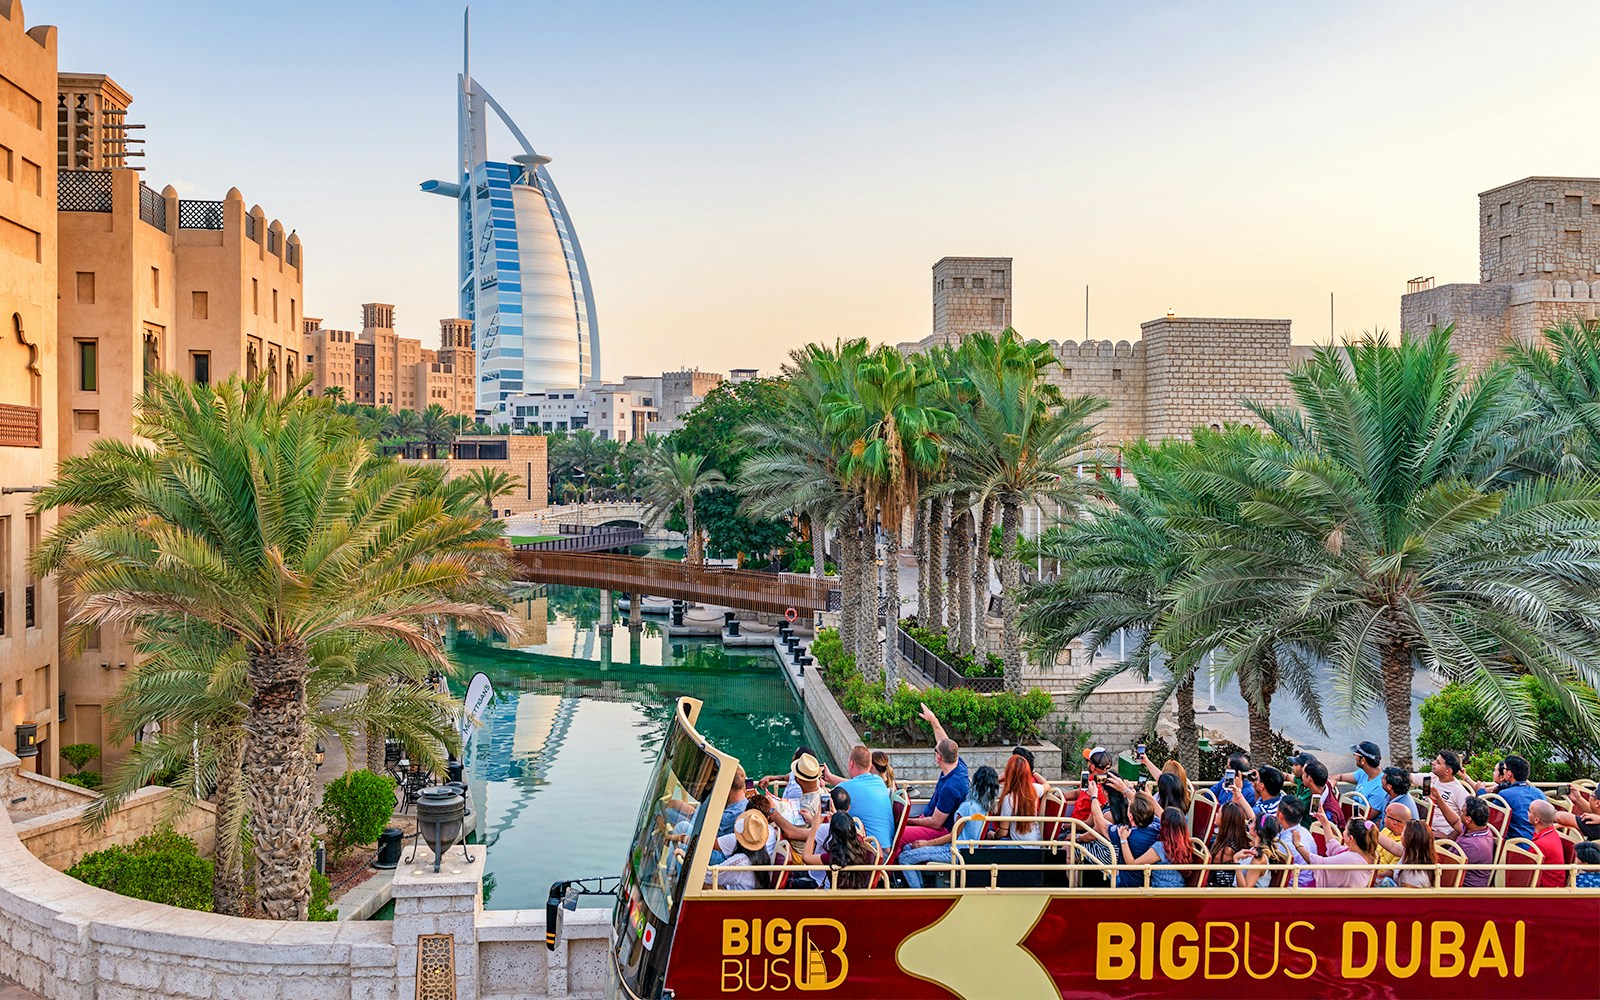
[608,697,1600,999]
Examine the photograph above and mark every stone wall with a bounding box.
[1141,317,1295,441]
[16,785,216,872]
[932,257,1012,344]
[1399,281,1512,372]
[1479,177,1600,285]
[0,765,98,820]
[1042,339,1146,449]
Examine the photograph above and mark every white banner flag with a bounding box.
[459,671,494,767]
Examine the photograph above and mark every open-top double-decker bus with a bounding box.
[607,697,1600,999]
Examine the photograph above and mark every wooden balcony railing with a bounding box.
[0,404,42,448]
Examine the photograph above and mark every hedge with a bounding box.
[66,828,213,911]
[812,628,1053,746]
[899,619,1003,678]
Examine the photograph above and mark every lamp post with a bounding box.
[408,784,473,873]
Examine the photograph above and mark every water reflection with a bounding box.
[453,583,827,910]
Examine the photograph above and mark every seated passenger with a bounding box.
[1332,741,1387,809]
[758,745,817,801]
[897,765,998,889]
[898,704,970,850]
[717,766,751,837]
[1273,795,1314,865]
[1480,754,1547,841]
[1531,799,1570,887]
[1106,790,1163,888]
[1575,841,1600,888]
[1211,752,1257,809]
[997,753,1047,841]
[1252,766,1286,820]
[1304,761,1347,828]
[1453,795,1496,888]
[870,750,903,802]
[1135,750,1193,812]
[1394,819,1437,888]
[1290,814,1379,888]
[709,811,775,890]
[1371,801,1413,882]
[1208,801,1253,887]
[1415,751,1472,840]
[821,745,895,851]
[1236,815,1292,888]
[798,807,874,889]
[1380,767,1418,820]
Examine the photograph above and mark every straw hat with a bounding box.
[793,753,822,782]
[735,810,770,852]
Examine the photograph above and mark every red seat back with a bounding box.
[1191,790,1218,844]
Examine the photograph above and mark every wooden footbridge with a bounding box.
[508,549,840,615]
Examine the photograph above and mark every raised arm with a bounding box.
[1431,786,1464,837]
[919,702,949,747]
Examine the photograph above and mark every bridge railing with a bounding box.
[512,527,644,553]
[511,550,839,613]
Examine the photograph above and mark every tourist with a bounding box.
[1287,751,1318,816]
[1484,755,1547,841]
[897,765,998,889]
[1274,796,1315,865]
[759,745,818,801]
[1106,790,1163,888]
[1210,752,1258,809]
[1155,772,1189,814]
[717,765,750,837]
[1117,803,1190,888]
[1413,751,1472,840]
[1380,767,1418,820]
[1236,815,1293,888]
[870,749,901,800]
[1011,745,1051,794]
[996,753,1047,841]
[1252,766,1286,820]
[1291,814,1379,888]
[1372,801,1412,884]
[1561,784,1600,839]
[1073,747,1113,822]
[1332,741,1386,812]
[1303,761,1346,828]
[788,753,825,818]
[1072,749,1122,868]
[1454,796,1497,888]
[1208,801,1253,887]
[1575,841,1600,888]
[709,811,775,890]
[1394,820,1438,888]
[821,745,894,851]
[829,786,851,815]
[1531,800,1570,887]
[897,704,970,850]
[797,808,874,890]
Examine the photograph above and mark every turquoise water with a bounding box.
[450,584,828,911]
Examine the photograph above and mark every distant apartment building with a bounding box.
[305,306,475,417]
[1401,176,1600,373]
[498,382,659,442]
[0,2,61,773]
[396,435,548,516]
[46,63,305,769]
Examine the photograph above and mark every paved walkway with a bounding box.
[0,974,41,999]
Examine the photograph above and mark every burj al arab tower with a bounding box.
[422,11,602,409]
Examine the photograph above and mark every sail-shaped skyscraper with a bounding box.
[422,12,601,409]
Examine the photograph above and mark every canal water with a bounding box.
[451,583,829,911]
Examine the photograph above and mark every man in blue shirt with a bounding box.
[897,704,970,851]
[1251,766,1286,819]
[1483,754,1547,841]
[717,765,751,837]
[822,745,894,851]
[1333,741,1386,812]
[1211,752,1258,809]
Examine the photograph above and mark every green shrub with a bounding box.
[66,828,213,911]
[319,769,396,858]
[813,629,1052,746]
[61,770,102,790]
[309,870,338,921]
[900,620,1003,678]
[1419,679,1600,782]
[60,742,100,774]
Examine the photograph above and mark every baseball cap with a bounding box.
[1350,741,1382,765]
[1081,745,1107,761]
[1288,752,1317,767]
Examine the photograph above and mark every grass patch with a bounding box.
[507,534,563,545]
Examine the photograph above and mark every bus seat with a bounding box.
[772,839,793,890]
[1191,789,1219,844]
[1040,789,1069,846]
[959,844,1046,889]
[1480,792,1513,840]
[1186,838,1210,888]
[1340,791,1372,822]
[1499,837,1542,888]
[1434,839,1467,888]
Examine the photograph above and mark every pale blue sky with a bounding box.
[44,1,1600,375]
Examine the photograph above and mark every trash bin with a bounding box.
[1116,752,1143,782]
[373,827,404,870]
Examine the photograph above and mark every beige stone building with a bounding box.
[0,0,61,774]
[1402,176,1600,372]
[306,305,475,417]
[399,435,548,516]
[899,257,1015,354]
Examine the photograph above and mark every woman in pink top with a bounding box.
[1289,813,1380,888]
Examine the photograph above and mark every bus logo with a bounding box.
[721,917,848,992]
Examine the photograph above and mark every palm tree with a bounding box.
[1023,441,1202,773]
[1506,319,1600,475]
[420,403,456,458]
[942,331,1101,692]
[641,448,727,565]
[34,375,514,919]
[1198,329,1600,765]
[323,386,346,402]
[387,408,423,443]
[824,348,952,692]
[459,467,522,518]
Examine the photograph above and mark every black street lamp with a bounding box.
[407,784,474,873]
[14,722,38,759]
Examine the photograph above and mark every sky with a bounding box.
[43,0,1600,376]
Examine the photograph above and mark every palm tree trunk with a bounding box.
[212,733,248,917]
[951,498,974,657]
[364,722,384,773]
[927,495,945,632]
[883,529,902,698]
[974,495,996,652]
[838,512,859,663]
[686,497,700,565]
[1175,671,1199,778]
[921,499,934,624]
[1245,648,1279,759]
[1381,635,1415,768]
[810,511,826,583]
[860,510,882,680]
[999,500,1025,693]
[244,641,316,921]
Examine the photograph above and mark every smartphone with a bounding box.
[1224,768,1236,782]
[1137,776,1148,790]
[1080,770,1091,786]
[746,778,757,791]
[1422,775,1432,793]
[1136,743,1147,758]
[1559,783,1571,798]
